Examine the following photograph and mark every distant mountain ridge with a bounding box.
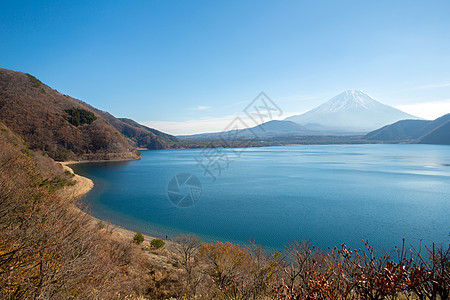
[77,100,181,149]
[365,114,450,145]
[118,118,180,145]
[285,90,419,133]
[179,120,310,141]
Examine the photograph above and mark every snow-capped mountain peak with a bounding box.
[313,90,381,113]
[285,90,420,133]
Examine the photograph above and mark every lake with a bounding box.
[71,144,450,252]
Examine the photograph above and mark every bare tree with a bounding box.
[173,234,202,297]
[280,240,317,296]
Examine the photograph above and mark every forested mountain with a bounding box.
[0,68,179,160]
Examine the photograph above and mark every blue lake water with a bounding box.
[71,144,450,252]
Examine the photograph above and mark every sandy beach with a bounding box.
[59,162,94,199]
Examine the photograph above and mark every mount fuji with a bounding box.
[285,90,420,133]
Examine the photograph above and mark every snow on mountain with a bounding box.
[285,90,420,133]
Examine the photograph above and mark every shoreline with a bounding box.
[61,156,141,165]
[59,162,94,199]
[60,160,178,251]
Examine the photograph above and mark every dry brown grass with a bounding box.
[0,123,152,299]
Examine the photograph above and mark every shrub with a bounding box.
[64,108,97,126]
[40,176,76,192]
[53,146,72,161]
[133,232,144,244]
[21,148,31,156]
[150,238,165,249]
[64,170,75,177]
[96,221,105,230]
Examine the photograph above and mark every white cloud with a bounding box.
[411,82,450,91]
[189,105,211,111]
[395,100,450,120]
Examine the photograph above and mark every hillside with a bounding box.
[418,114,450,145]
[0,121,154,298]
[0,68,142,161]
[119,118,181,145]
[285,90,419,133]
[93,111,180,149]
[365,114,450,145]
[364,119,429,141]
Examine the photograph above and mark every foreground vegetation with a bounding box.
[0,122,448,299]
[0,123,153,298]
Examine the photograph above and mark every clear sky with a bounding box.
[1,0,450,134]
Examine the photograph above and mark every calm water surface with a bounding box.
[71,144,450,252]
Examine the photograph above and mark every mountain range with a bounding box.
[285,90,419,133]
[180,90,423,141]
[180,120,309,141]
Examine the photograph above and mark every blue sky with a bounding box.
[1,0,450,134]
